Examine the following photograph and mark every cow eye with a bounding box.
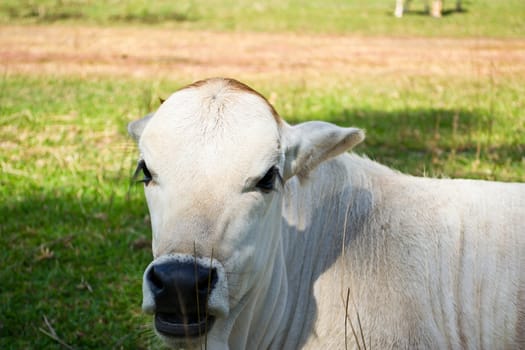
[134,159,153,186]
[256,166,281,193]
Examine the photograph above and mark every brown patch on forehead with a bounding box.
[182,78,282,124]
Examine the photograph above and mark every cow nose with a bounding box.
[146,259,218,337]
[148,260,218,313]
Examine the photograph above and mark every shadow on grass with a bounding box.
[110,11,194,24]
[390,1,468,18]
[287,107,523,181]
[396,8,467,17]
[0,2,196,24]
[0,183,155,349]
[0,4,82,21]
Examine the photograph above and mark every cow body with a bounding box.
[278,156,524,349]
[129,78,524,349]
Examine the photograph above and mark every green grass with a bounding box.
[1,0,525,38]
[0,77,158,349]
[266,75,525,181]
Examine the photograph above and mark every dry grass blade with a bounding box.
[341,199,352,293]
[39,315,76,350]
[344,288,362,350]
[345,288,350,350]
[193,241,203,350]
[356,310,367,350]
[205,248,215,350]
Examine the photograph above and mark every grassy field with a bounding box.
[1,1,524,349]
[1,0,525,37]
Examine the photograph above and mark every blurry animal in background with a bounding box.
[395,0,462,18]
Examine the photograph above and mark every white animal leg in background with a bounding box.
[431,0,443,17]
[396,0,437,18]
[394,0,405,17]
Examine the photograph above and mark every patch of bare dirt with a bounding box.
[1,25,524,82]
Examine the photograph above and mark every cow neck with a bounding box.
[274,154,381,348]
[226,223,289,349]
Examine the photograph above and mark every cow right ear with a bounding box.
[282,121,364,181]
[128,113,154,143]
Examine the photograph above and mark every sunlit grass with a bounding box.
[1,76,155,349]
[1,0,524,37]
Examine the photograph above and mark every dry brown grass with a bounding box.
[1,25,524,84]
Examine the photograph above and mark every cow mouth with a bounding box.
[155,313,215,338]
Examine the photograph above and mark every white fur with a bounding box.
[130,78,524,349]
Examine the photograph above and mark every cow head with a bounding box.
[128,78,363,348]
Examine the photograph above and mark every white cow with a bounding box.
[129,78,524,349]
[395,0,462,18]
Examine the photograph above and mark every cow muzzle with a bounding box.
[142,254,229,339]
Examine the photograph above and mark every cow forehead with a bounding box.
[183,78,282,123]
[139,79,282,185]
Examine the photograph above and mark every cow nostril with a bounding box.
[197,268,218,292]
[147,266,165,293]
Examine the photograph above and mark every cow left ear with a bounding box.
[128,113,154,142]
[282,121,364,180]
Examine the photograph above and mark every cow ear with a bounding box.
[283,121,364,180]
[128,113,154,142]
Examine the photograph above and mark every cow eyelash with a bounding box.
[256,166,282,193]
[134,159,153,186]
